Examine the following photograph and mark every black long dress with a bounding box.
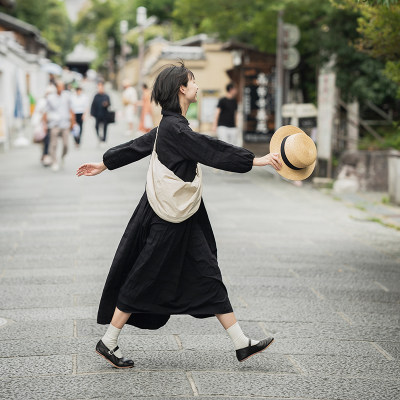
[97,110,255,330]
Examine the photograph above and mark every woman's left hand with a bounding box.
[253,153,282,171]
[76,162,107,177]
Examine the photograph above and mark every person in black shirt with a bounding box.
[77,63,281,369]
[91,81,111,145]
[212,82,239,145]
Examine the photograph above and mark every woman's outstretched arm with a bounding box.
[176,124,282,173]
[102,127,156,170]
[76,128,157,177]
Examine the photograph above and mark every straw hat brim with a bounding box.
[270,125,316,181]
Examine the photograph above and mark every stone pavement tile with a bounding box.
[227,276,308,288]
[224,265,299,278]
[342,312,399,328]
[2,266,108,278]
[234,305,344,324]
[76,317,264,339]
[0,254,76,269]
[0,335,178,358]
[0,281,104,297]
[0,275,74,285]
[292,354,400,378]
[0,320,73,340]
[0,355,72,378]
[0,306,97,321]
[288,264,400,281]
[228,285,319,301]
[0,293,73,309]
[370,277,400,293]
[1,372,192,399]
[376,342,400,360]
[317,287,400,304]
[179,335,387,358]
[261,321,400,342]
[78,350,296,374]
[191,371,399,399]
[10,244,78,256]
[328,299,400,315]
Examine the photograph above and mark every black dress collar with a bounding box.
[161,109,189,124]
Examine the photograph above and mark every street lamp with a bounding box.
[136,7,157,90]
[120,19,129,87]
[136,7,146,91]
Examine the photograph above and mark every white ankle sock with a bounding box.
[226,322,259,350]
[101,324,123,358]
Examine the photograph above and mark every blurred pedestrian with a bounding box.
[138,83,153,133]
[71,87,89,147]
[32,85,55,166]
[77,63,281,369]
[44,80,75,172]
[212,83,239,145]
[91,81,111,145]
[121,79,138,136]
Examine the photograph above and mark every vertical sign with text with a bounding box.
[243,69,275,143]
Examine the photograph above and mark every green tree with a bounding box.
[0,0,73,64]
[284,0,398,104]
[173,0,282,53]
[355,3,400,95]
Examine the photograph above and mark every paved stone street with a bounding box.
[0,117,399,400]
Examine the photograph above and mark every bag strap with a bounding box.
[153,125,159,152]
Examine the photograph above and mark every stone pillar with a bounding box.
[388,150,400,205]
[346,101,359,152]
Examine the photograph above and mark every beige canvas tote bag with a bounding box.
[146,126,203,223]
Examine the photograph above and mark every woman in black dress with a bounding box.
[77,63,281,368]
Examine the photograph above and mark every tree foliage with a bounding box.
[173,0,282,53]
[355,2,400,95]
[0,0,73,64]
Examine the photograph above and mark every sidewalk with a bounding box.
[325,190,400,231]
[0,119,399,399]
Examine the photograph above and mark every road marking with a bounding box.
[238,295,248,307]
[286,354,305,374]
[374,281,389,292]
[258,322,274,337]
[0,318,8,327]
[336,312,353,326]
[186,371,199,396]
[370,342,394,361]
[72,354,77,374]
[310,287,325,300]
[73,320,78,338]
[173,334,183,350]
[289,269,300,278]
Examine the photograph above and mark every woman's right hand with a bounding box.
[253,153,282,171]
[76,162,107,177]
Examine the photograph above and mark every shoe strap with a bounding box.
[108,345,119,355]
[248,338,251,347]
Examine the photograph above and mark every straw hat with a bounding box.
[270,125,317,181]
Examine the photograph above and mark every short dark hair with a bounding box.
[226,82,235,92]
[151,62,194,114]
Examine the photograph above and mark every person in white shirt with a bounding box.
[44,80,75,171]
[71,87,89,146]
[121,80,138,136]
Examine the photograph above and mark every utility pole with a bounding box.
[136,7,147,92]
[119,20,128,89]
[275,10,284,129]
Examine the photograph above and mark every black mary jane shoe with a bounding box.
[95,340,134,369]
[236,337,274,362]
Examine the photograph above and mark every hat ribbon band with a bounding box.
[281,136,302,171]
